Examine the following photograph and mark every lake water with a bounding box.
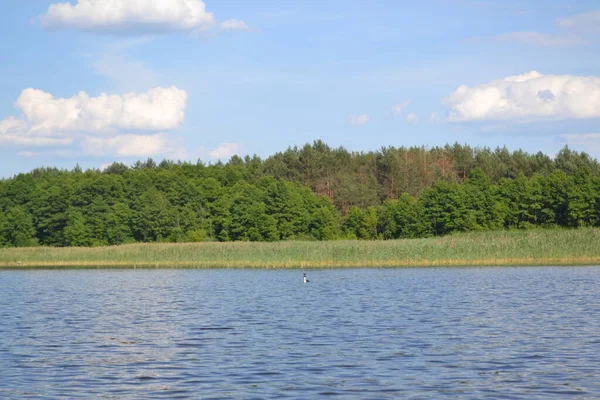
[1,267,599,399]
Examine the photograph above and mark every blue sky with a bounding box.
[1,0,600,177]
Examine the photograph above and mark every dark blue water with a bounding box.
[1,267,599,399]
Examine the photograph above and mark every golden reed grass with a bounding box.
[1,228,599,269]
[1,257,600,269]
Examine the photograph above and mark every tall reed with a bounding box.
[1,229,599,268]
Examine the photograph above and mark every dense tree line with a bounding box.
[263,141,599,209]
[1,142,599,247]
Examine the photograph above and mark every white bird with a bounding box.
[303,273,309,283]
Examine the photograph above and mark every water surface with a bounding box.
[1,267,599,398]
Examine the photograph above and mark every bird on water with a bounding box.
[303,273,309,283]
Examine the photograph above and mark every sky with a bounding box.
[1,0,600,177]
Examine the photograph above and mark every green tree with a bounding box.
[378,193,429,239]
[258,177,312,240]
[104,202,134,245]
[130,188,175,242]
[64,209,93,247]
[464,168,504,230]
[342,206,378,239]
[566,168,597,227]
[309,196,340,240]
[2,206,38,247]
[420,181,476,235]
[0,211,7,247]
[29,184,69,246]
[226,182,278,242]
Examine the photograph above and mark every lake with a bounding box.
[1,267,599,399]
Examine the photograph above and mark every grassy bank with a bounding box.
[1,229,599,269]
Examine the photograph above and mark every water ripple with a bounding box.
[0,267,599,398]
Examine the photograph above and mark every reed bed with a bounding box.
[1,228,599,269]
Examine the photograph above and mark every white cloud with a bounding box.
[392,100,412,115]
[82,133,173,157]
[557,10,600,34]
[495,32,588,47]
[348,114,370,126]
[444,71,600,122]
[220,19,250,32]
[41,0,215,33]
[1,114,73,145]
[0,86,188,159]
[41,0,251,36]
[208,142,241,159]
[4,86,186,137]
[0,135,72,146]
[406,112,419,124]
[430,112,438,122]
[0,117,27,134]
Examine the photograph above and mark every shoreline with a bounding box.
[2,229,599,269]
[1,258,600,269]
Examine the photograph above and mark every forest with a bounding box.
[1,141,599,247]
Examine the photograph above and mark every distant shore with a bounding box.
[1,229,599,269]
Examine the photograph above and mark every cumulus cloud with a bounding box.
[495,32,588,47]
[444,71,600,122]
[220,19,250,32]
[41,0,215,33]
[0,86,188,158]
[40,0,251,36]
[0,117,27,135]
[406,113,419,124]
[208,142,241,159]
[392,100,412,115]
[6,86,186,136]
[1,115,72,145]
[348,114,370,126]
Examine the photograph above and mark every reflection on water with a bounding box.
[1,267,599,398]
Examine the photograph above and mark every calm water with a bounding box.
[1,267,599,399]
